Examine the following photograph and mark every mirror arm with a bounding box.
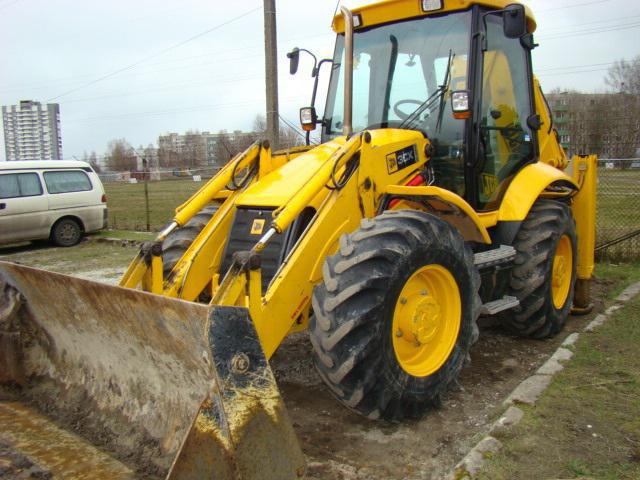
[307,59,334,146]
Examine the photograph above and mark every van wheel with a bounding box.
[51,218,82,247]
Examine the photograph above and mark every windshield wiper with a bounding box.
[400,50,454,132]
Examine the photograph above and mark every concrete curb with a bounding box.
[447,280,640,480]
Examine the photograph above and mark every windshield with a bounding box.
[323,11,472,195]
[324,11,472,136]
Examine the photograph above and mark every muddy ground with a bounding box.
[0,239,609,479]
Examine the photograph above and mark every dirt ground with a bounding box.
[0,239,610,479]
[272,293,606,480]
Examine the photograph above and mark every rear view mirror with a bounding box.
[503,4,526,38]
[287,48,300,75]
[300,107,318,131]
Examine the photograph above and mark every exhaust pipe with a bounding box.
[340,6,354,136]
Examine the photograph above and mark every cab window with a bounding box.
[44,170,92,194]
[0,173,43,199]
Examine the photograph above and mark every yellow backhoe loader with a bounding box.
[0,1,597,478]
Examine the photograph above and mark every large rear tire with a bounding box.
[162,205,218,278]
[310,210,481,421]
[501,200,577,338]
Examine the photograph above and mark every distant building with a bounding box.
[158,130,258,167]
[2,100,63,160]
[546,91,640,158]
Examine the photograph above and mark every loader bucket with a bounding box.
[0,261,305,479]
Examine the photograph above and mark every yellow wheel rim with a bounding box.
[551,234,573,309]
[391,264,461,377]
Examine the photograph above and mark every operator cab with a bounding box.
[297,0,538,211]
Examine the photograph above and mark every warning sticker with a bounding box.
[250,218,266,235]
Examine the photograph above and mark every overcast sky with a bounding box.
[1,0,638,161]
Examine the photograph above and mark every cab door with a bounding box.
[473,11,536,211]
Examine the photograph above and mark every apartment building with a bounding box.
[2,100,63,161]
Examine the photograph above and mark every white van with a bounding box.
[0,160,107,246]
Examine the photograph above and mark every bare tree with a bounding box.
[88,151,101,172]
[182,130,206,167]
[106,139,137,171]
[605,56,640,95]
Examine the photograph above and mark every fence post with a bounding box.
[143,158,150,232]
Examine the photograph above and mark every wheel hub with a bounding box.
[551,234,573,309]
[552,255,566,288]
[392,264,461,377]
[412,295,440,344]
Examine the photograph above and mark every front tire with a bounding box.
[501,200,577,338]
[310,210,481,421]
[162,205,218,278]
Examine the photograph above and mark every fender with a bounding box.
[498,162,578,222]
[384,185,492,244]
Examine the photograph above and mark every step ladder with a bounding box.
[474,245,516,269]
[481,295,520,315]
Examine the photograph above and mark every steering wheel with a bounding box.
[393,99,424,120]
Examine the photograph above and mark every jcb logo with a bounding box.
[481,173,499,197]
[386,153,399,173]
[250,218,266,235]
[386,145,417,174]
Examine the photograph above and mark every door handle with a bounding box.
[0,203,5,210]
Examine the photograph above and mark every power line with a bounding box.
[0,31,330,95]
[46,6,262,102]
[536,61,615,72]
[278,113,317,144]
[0,0,24,12]
[63,95,308,125]
[536,0,613,13]
[539,13,640,33]
[538,21,640,40]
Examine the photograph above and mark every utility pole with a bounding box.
[263,0,279,150]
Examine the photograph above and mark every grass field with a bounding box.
[105,179,202,231]
[596,168,640,261]
[478,263,640,480]
[103,168,639,258]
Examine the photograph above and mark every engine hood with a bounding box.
[235,138,346,208]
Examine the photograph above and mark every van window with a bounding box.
[44,170,92,194]
[0,173,43,199]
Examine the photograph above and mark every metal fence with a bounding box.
[103,160,640,261]
[595,158,640,262]
[103,168,221,232]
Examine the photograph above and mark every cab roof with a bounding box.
[0,160,93,171]
[332,0,536,34]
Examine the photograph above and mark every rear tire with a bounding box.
[162,205,218,278]
[501,200,577,338]
[51,218,82,247]
[310,210,481,421]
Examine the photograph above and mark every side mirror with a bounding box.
[451,90,471,119]
[503,4,526,38]
[299,107,318,132]
[287,48,300,75]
